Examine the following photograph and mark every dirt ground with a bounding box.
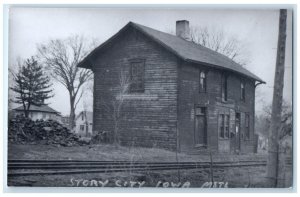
[8,144,266,162]
[6,144,292,188]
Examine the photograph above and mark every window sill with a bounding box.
[117,93,158,101]
[218,138,230,140]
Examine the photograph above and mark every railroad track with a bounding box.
[8,159,267,177]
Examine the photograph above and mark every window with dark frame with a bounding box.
[245,113,250,140]
[130,60,145,93]
[199,71,206,92]
[219,113,230,139]
[80,125,84,131]
[225,114,230,138]
[195,107,206,116]
[219,114,224,138]
[221,74,228,101]
[241,81,245,101]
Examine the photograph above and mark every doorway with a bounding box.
[194,107,207,147]
[235,112,241,153]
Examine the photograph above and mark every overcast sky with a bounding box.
[8,7,293,116]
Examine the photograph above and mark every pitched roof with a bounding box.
[76,111,93,122]
[14,104,60,114]
[78,22,265,83]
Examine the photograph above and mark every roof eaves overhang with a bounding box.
[132,23,266,84]
[77,22,189,70]
[14,109,59,114]
[77,22,136,70]
[185,58,266,84]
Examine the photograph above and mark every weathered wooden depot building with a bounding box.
[78,20,265,153]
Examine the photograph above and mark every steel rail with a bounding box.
[8,159,266,163]
[8,160,266,165]
[8,162,267,177]
[8,162,266,170]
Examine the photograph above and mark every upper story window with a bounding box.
[199,71,207,92]
[221,74,228,101]
[82,112,84,121]
[240,81,245,101]
[130,60,145,93]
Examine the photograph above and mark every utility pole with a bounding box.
[266,9,287,187]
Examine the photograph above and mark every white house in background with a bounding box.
[13,104,62,122]
[61,115,71,129]
[75,111,93,137]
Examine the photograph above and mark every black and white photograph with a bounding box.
[5,5,294,189]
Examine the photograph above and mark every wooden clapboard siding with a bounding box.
[177,61,256,153]
[92,28,178,150]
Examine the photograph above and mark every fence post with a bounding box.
[209,150,214,184]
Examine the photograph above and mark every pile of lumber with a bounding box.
[8,115,87,146]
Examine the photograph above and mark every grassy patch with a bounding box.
[8,144,266,162]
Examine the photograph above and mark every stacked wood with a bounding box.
[8,115,87,146]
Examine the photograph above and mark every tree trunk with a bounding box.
[24,103,30,118]
[266,9,287,188]
[69,96,76,131]
[113,115,119,145]
[24,110,29,118]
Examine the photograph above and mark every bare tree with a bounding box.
[266,9,287,188]
[256,100,292,140]
[190,26,248,66]
[37,35,97,130]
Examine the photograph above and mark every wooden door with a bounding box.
[235,113,241,153]
[195,107,207,146]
